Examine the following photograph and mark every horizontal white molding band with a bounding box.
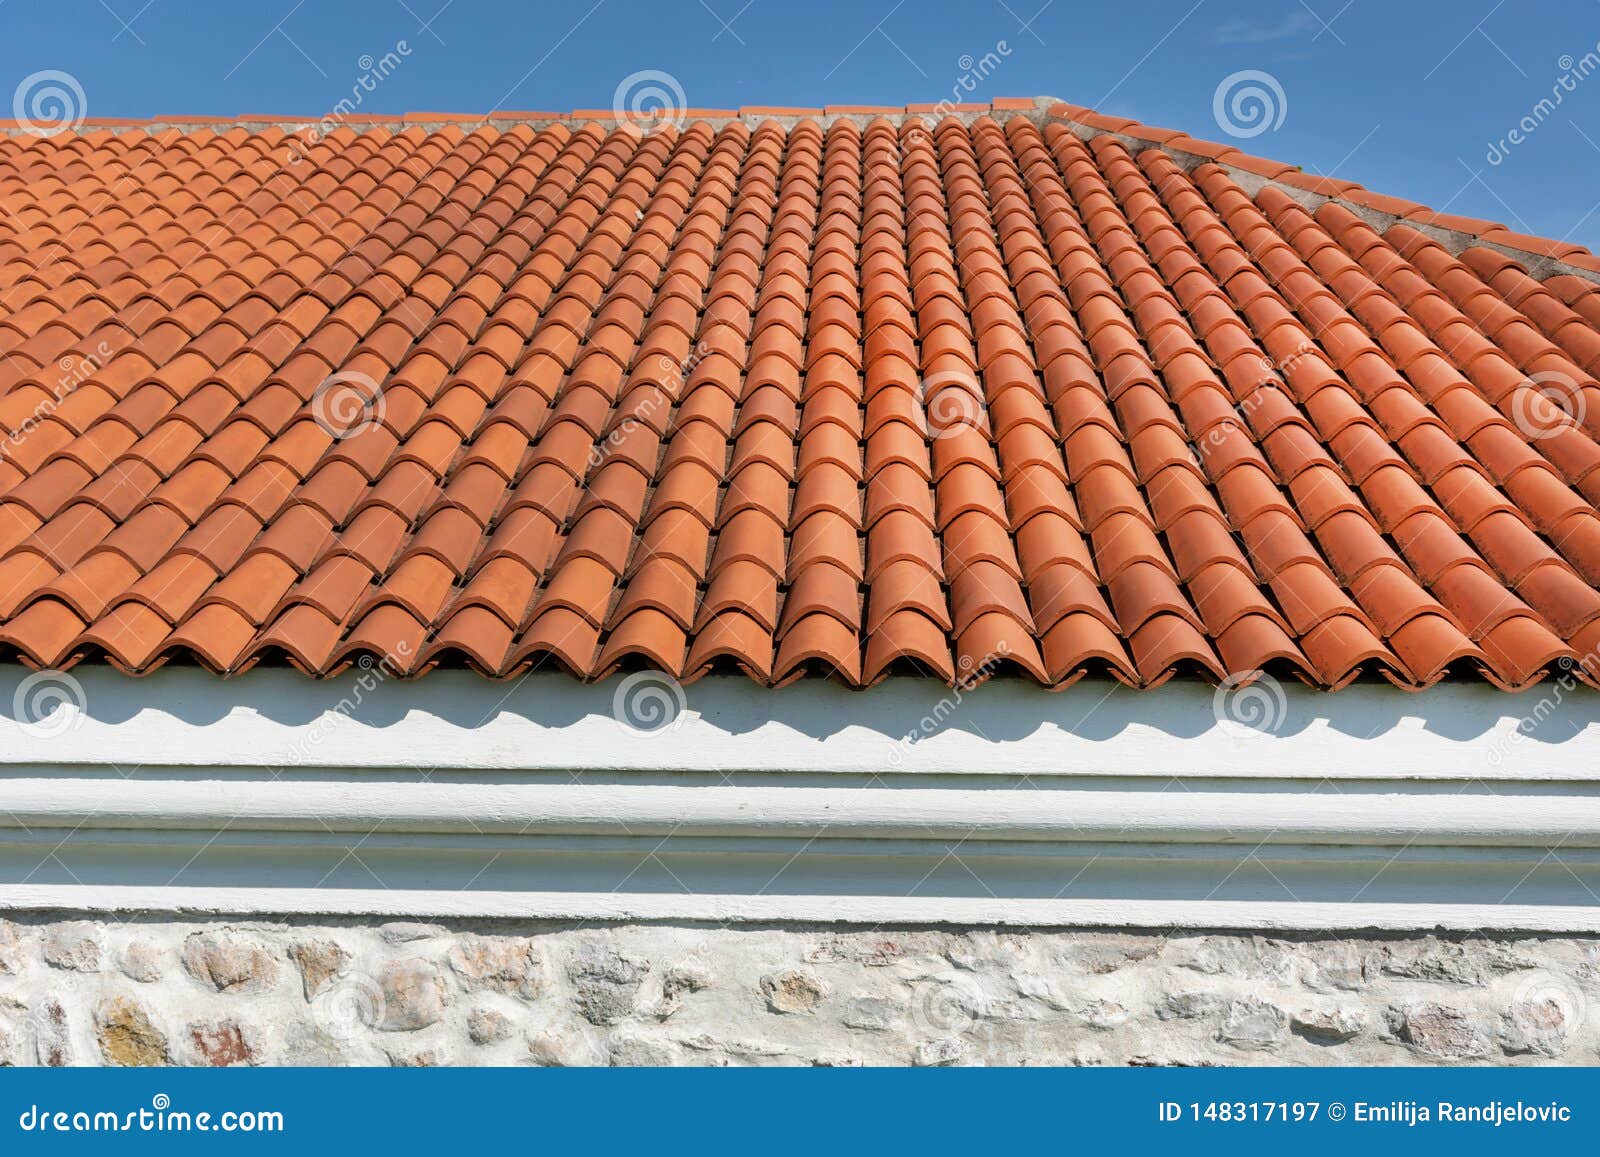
[0,665,1594,781]
[2,886,1599,933]
[3,815,1598,928]
[7,778,1600,847]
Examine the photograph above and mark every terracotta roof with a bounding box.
[0,97,1598,691]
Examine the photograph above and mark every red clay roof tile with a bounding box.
[0,102,1594,690]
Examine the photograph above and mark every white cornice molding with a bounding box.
[0,665,1597,929]
[5,778,1600,847]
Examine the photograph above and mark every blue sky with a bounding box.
[3,0,1599,249]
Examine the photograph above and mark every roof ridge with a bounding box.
[1036,97,1600,285]
[0,97,1049,134]
[8,94,1595,283]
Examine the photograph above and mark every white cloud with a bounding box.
[1213,10,1321,44]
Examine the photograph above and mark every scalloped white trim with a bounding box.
[1,665,1595,928]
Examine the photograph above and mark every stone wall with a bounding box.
[0,914,1595,1066]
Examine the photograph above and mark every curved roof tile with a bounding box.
[0,100,1595,690]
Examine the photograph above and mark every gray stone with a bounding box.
[972,995,1042,1022]
[1500,996,1576,1058]
[1071,999,1131,1030]
[843,993,901,1031]
[387,1044,447,1067]
[527,1025,607,1067]
[42,922,101,972]
[119,942,163,983]
[567,946,651,1026]
[279,1019,356,1066]
[1218,998,1287,1051]
[448,935,544,999]
[1129,1053,1221,1067]
[1253,941,1305,986]
[1012,971,1075,1010]
[805,933,940,967]
[467,1008,514,1045]
[287,939,350,999]
[1053,933,1161,974]
[678,1033,791,1060]
[811,1052,864,1066]
[31,998,69,1066]
[1380,938,1537,986]
[0,920,23,974]
[609,1031,678,1067]
[1572,942,1600,984]
[946,931,1028,973]
[377,959,447,1032]
[656,961,712,1019]
[911,977,988,1032]
[379,922,448,943]
[1290,1006,1367,1044]
[1172,936,1258,976]
[310,972,386,1039]
[1387,1002,1491,1060]
[1013,975,1129,1028]
[1300,942,1372,992]
[182,931,278,993]
[1069,1045,1107,1066]
[913,1038,968,1066]
[761,969,826,1014]
[1157,991,1227,1020]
